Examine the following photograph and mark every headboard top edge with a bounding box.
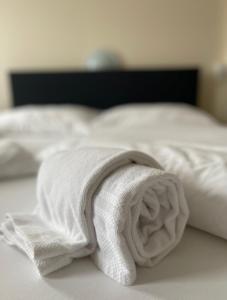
[10,67,199,75]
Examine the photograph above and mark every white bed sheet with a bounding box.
[1,177,227,300]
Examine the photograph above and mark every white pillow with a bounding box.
[92,103,217,129]
[0,105,98,135]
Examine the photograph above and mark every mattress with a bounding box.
[1,177,227,300]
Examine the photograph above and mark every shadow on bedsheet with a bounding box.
[44,227,227,299]
[135,227,227,285]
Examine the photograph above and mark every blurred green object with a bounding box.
[86,50,123,70]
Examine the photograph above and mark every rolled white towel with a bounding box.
[0,147,189,285]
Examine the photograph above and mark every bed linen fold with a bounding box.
[150,143,227,240]
[0,146,188,285]
[0,140,39,179]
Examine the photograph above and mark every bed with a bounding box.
[1,69,227,300]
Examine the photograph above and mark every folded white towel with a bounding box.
[0,147,189,285]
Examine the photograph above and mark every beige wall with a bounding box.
[0,0,225,113]
[221,0,227,61]
[213,0,227,121]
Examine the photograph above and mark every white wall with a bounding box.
[0,0,225,115]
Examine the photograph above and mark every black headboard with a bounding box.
[10,69,198,108]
